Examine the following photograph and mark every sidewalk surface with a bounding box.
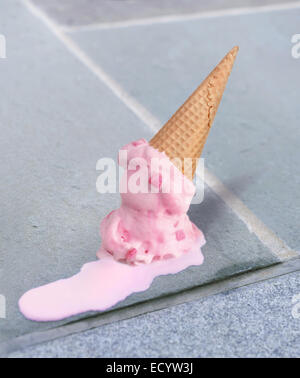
[0,0,299,357]
[8,271,300,358]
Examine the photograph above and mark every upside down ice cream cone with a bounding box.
[150,46,239,180]
[19,46,241,324]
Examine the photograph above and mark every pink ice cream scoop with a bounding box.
[99,139,203,264]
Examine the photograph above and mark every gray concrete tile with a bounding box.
[8,271,300,358]
[31,0,297,26]
[0,0,279,349]
[70,8,300,251]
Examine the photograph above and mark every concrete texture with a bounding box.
[0,0,280,349]
[8,271,300,358]
[31,0,299,26]
[70,8,300,251]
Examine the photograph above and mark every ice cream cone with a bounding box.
[150,46,239,180]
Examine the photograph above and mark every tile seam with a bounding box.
[58,1,300,33]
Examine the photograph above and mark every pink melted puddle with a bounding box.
[19,240,204,322]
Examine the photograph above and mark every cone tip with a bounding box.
[230,46,239,58]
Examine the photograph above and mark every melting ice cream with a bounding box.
[100,139,203,264]
[19,47,239,322]
[19,140,205,321]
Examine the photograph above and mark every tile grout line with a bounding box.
[203,171,298,260]
[60,1,300,33]
[21,0,298,261]
[21,0,161,131]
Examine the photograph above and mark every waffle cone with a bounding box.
[150,46,239,180]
